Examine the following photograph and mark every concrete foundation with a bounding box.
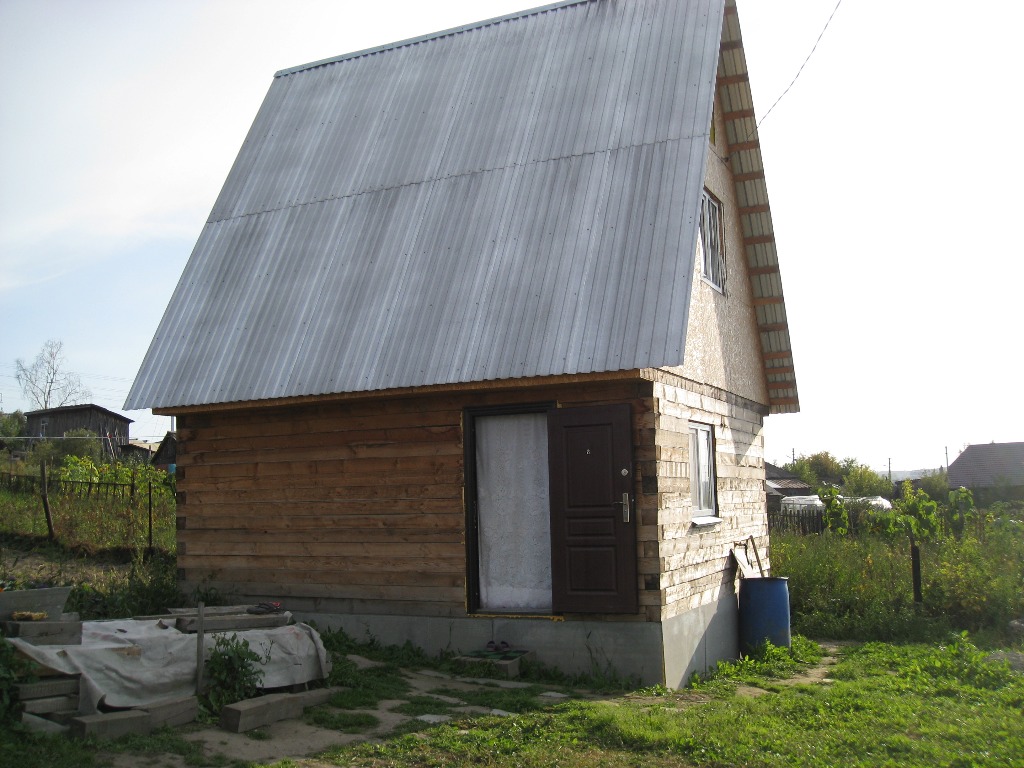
[661,587,739,688]
[297,588,740,688]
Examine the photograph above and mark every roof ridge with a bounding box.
[274,0,593,78]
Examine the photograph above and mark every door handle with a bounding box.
[617,492,630,523]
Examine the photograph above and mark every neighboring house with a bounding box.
[764,462,813,514]
[948,442,1024,505]
[121,440,157,463]
[126,0,798,685]
[151,432,177,473]
[25,404,133,458]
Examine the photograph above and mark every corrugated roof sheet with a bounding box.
[126,0,728,410]
[948,442,1024,489]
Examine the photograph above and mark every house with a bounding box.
[126,0,798,686]
[764,462,812,514]
[948,442,1024,506]
[25,404,133,458]
[150,431,177,473]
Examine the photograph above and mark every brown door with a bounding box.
[548,404,637,614]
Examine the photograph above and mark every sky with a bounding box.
[1,0,1021,469]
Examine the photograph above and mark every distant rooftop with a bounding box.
[948,442,1024,489]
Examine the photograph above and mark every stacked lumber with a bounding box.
[17,675,80,732]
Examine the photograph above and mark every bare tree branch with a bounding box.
[14,339,92,410]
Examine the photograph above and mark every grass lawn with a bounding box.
[2,634,1021,768]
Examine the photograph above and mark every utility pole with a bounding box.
[888,458,891,482]
[945,446,949,471]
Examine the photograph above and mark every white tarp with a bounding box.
[10,617,332,714]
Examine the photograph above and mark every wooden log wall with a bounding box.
[174,379,653,619]
[642,371,769,622]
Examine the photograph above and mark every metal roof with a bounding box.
[948,442,1024,489]
[126,0,740,411]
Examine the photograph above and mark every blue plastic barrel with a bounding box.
[738,576,791,654]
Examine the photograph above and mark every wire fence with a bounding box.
[0,471,176,553]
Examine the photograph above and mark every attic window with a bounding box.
[698,190,725,291]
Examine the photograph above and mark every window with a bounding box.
[690,423,717,516]
[697,190,725,290]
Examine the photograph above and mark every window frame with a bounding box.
[689,422,718,518]
[697,189,726,292]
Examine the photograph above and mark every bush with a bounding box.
[202,633,271,715]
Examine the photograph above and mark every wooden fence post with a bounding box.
[196,602,206,695]
[147,481,154,558]
[39,461,56,541]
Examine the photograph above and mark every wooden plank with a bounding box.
[219,692,304,732]
[180,540,464,559]
[16,677,80,700]
[0,587,72,621]
[179,577,465,603]
[3,621,82,645]
[21,712,70,734]
[183,440,463,468]
[179,528,463,545]
[22,695,79,714]
[70,710,152,739]
[185,424,462,454]
[182,512,464,530]
[175,613,289,633]
[143,696,199,728]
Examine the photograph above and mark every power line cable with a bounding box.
[741,0,844,143]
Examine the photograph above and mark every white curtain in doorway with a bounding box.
[475,413,552,611]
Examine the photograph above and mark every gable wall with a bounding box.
[668,95,769,407]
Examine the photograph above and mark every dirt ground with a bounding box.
[102,656,607,768]
[98,649,845,768]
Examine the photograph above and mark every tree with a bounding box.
[784,451,845,489]
[842,465,893,498]
[0,410,26,439]
[14,339,91,410]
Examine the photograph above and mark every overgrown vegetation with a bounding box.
[1,535,182,620]
[772,487,1024,641]
[784,450,894,498]
[201,633,272,717]
[0,451,176,553]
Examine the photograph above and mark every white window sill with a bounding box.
[691,515,722,528]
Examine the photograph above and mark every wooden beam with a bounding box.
[717,73,749,87]
[771,397,800,406]
[722,108,756,121]
[748,265,780,276]
[739,203,770,215]
[728,140,760,153]
[753,296,785,306]
[758,323,789,332]
[744,235,775,246]
[733,170,765,183]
